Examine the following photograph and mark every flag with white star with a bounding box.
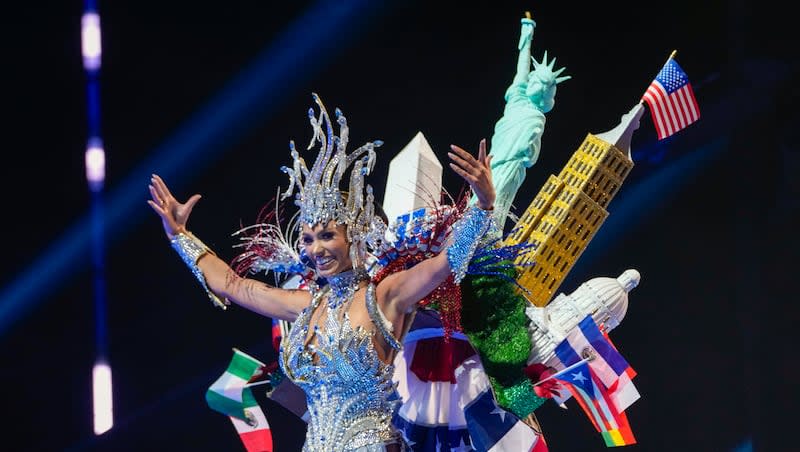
[551,361,636,447]
[392,311,547,451]
[554,315,640,412]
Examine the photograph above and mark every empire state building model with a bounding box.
[505,104,645,307]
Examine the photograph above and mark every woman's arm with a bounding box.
[377,140,495,316]
[195,251,310,320]
[148,174,310,321]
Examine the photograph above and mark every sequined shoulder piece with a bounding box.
[365,284,401,351]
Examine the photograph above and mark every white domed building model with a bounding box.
[526,269,640,369]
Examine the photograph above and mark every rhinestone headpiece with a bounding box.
[280,93,387,269]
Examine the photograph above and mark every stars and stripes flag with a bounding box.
[393,310,548,451]
[641,54,700,140]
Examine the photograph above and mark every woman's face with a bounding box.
[300,221,352,278]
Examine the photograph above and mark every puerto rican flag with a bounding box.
[553,315,640,412]
[551,361,636,447]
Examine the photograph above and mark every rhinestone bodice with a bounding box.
[281,278,403,451]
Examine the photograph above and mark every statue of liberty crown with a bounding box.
[530,50,571,86]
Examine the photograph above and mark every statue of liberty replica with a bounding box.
[482,12,570,229]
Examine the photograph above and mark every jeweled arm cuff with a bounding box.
[170,232,230,309]
[446,205,495,283]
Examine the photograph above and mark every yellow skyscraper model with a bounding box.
[506,104,644,306]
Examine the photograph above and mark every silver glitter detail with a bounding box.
[280,94,387,270]
[364,284,401,351]
[280,284,405,451]
[169,233,229,309]
[325,269,368,310]
[446,206,495,283]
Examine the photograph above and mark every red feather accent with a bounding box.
[371,190,474,341]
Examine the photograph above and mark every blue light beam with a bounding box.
[568,137,728,280]
[0,0,386,337]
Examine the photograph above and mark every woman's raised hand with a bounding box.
[448,138,495,210]
[147,174,202,239]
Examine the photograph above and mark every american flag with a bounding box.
[641,58,700,140]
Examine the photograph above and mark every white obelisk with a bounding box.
[382,131,443,225]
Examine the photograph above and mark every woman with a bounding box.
[147,94,496,451]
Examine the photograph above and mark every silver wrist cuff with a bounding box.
[170,233,229,309]
[446,206,495,283]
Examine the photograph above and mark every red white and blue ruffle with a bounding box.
[392,309,547,452]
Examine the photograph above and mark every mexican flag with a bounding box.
[206,348,273,452]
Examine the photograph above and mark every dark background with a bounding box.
[1,1,796,451]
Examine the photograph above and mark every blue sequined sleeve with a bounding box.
[446,206,495,283]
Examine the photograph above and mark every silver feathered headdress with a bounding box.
[280,93,387,270]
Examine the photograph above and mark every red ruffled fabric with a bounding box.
[408,336,476,383]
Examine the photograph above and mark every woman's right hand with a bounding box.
[147,174,202,239]
[448,139,495,211]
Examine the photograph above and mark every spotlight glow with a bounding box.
[81,12,102,71]
[85,141,105,189]
[92,362,113,435]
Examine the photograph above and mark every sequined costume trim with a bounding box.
[446,205,495,283]
[280,283,405,451]
[365,284,401,351]
[169,232,229,309]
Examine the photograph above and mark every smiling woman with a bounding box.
[300,222,352,278]
[147,93,509,451]
[297,190,388,277]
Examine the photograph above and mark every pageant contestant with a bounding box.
[147,94,499,451]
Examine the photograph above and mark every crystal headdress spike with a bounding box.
[279,93,387,269]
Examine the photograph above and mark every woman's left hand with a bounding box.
[448,138,495,210]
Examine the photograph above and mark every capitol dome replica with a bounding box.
[526,269,640,368]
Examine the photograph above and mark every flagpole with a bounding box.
[639,49,678,105]
[532,355,594,387]
[244,379,273,388]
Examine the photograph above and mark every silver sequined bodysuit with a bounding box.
[280,271,405,451]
